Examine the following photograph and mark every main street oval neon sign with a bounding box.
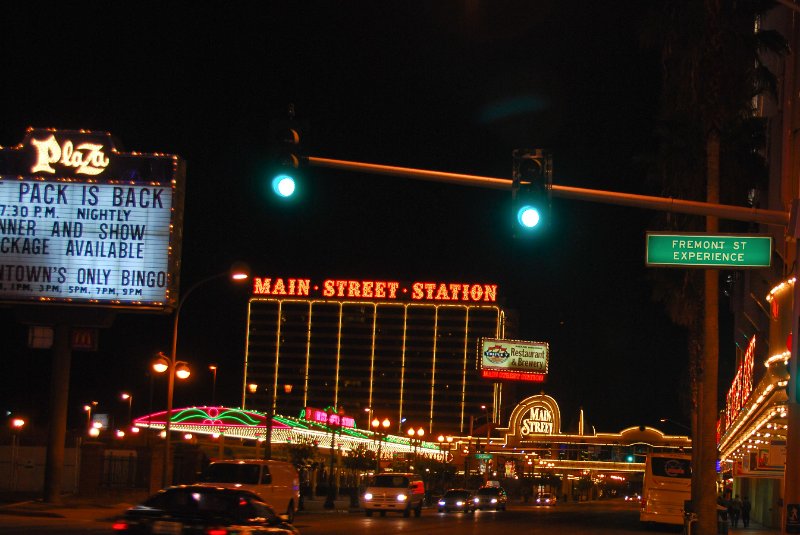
[506,394,562,442]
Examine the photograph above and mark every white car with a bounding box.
[535,492,557,505]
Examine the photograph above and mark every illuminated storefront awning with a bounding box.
[133,406,444,459]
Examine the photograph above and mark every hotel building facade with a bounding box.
[242,277,508,435]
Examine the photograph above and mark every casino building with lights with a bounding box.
[241,277,507,434]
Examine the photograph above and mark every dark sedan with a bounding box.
[111,485,300,534]
[437,489,475,513]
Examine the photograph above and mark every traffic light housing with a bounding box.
[268,109,305,199]
[511,148,551,236]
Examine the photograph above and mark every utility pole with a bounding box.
[306,155,793,534]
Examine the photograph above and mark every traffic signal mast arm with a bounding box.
[306,155,789,227]
[307,153,800,535]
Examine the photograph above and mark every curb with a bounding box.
[0,508,64,518]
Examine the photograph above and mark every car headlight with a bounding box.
[438,500,446,506]
[536,498,541,503]
[491,498,497,504]
[364,493,373,500]
[545,499,550,503]
[397,494,408,502]
[456,501,463,506]
[474,498,480,503]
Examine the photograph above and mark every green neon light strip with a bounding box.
[275,415,309,429]
[170,408,263,425]
[341,428,369,439]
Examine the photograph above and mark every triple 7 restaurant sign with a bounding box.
[478,338,549,383]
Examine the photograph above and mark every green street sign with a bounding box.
[646,233,772,268]
[474,453,493,460]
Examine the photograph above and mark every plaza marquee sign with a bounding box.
[0,128,185,311]
[479,338,548,382]
[646,232,772,268]
[252,276,498,303]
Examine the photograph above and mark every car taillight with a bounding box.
[111,520,129,531]
[206,529,228,535]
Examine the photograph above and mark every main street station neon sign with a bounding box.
[252,277,498,303]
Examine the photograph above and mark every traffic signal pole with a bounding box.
[307,155,798,534]
[306,156,789,226]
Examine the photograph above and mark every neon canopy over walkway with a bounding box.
[134,406,444,459]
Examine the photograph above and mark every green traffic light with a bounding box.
[272,174,296,198]
[517,205,541,228]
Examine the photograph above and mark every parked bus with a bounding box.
[640,453,692,526]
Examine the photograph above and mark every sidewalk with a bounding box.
[297,496,360,514]
[723,521,780,534]
[0,494,140,522]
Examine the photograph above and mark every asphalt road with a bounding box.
[0,500,683,535]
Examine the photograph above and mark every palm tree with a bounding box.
[642,2,788,533]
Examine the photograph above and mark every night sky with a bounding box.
[1,2,721,436]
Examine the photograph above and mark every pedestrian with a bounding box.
[742,496,751,528]
[729,494,742,528]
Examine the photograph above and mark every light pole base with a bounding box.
[324,489,336,509]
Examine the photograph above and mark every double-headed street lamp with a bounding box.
[154,351,191,485]
[371,417,391,473]
[436,434,454,461]
[159,263,249,488]
[247,382,293,460]
[406,426,425,467]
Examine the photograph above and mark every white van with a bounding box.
[362,472,425,517]
[198,459,300,522]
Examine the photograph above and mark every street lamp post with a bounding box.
[159,264,249,488]
[480,404,492,480]
[247,383,273,460]
[659,417,691,433]
[464,414,475,486]
[209,365,218,405]
[83,401,97,434]
[10,418,25,491]
[324,407,345,509]
[121,393,133,428]
[371,417,391,473]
